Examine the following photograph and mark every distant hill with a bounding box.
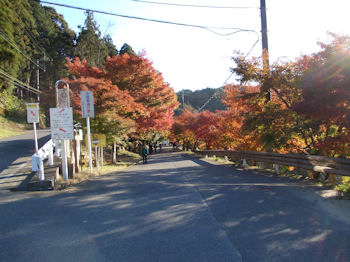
[175,87,226,115]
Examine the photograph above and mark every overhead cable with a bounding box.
[38,1,257,36]
[198,37,260,112]
[132,0,258,9]
[0,68,43,95]
[0,30,45,71]
[10,11,53,61]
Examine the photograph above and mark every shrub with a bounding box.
[0,91,26,122]
[335,177,350,194]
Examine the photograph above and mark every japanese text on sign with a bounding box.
[81,91,94,118]
[27,103,39,123]
[50,107,74,140]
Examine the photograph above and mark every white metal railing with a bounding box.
[31,139,55,180]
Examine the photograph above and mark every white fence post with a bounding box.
[274,164,280,174]
[48,143,54,166]
[39,156,45,181]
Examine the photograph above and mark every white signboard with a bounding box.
[50,107,74,140]
[80,91,94,118]
[27,103,39,123]
[57,89,70,108]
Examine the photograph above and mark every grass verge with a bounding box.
[55,150,141,190]
[0,116,29,139]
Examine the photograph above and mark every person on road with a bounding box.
[142,146,148,164]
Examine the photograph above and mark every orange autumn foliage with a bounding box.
[65,52,178,138]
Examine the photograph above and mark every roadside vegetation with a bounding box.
[171,34,350,196]
[54,150,141,190]
[2,2,350,195]
[0,115,29,139]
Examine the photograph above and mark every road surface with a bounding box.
[0,129,51,190]
[0,149,349,261]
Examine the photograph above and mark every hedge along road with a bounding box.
[0,148,350,262]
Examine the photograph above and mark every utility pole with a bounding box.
[182,92,185,108]
[260,0,271,102]
[36,59,40,102]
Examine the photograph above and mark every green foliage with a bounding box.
[0,90,25,121]
[176,87,226,115]
[244,103,301,152]
[30,2,75,89]
[119,43,135,56]
[75,11,110,68]
[104,35,118,57]
[0,0,37,91]
[335,177,350,194]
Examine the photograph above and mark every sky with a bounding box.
[42,0,350,92]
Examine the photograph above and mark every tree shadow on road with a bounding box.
[0,150,349,261]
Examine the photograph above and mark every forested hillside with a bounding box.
[175,87,226,114]
[0,0,178,146]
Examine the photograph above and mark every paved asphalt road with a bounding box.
[0,149,349,261]
[0,129,51,190]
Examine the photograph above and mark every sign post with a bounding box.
[27,103,44,180]
[50,107,74,181]
[81,91,95,173]
[27,103,39,153]
[53,79,72,181]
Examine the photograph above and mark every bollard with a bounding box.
[31,154,45,181]
[39,156,45,181]
[48,143,54,166]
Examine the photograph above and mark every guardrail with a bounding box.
[31,139,55,180]
[195,150,350,177]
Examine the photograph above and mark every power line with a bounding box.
[132,0,258,9]
[38,1,257,36]
[197,37,260,112]
[3,8,53,62]
[11,11,53,61]
[0,68,43,95]
[0,30,46,71]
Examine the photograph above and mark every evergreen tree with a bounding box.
[30,1,75,89]
[119,43,135,56]
[0,0,37,91]
[104,34,118,58]
[75,11,107,68]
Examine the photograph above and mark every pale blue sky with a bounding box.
[43,0,350,92]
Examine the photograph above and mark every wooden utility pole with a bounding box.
[260,0,271,102]
[36,59,40,102]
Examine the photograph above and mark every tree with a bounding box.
[104,34,118,57]
[68,77,144,137]
[75,11,107,68]
[66,51,178,142]
[30,1,75,89]
[119,43,135,56]
[103,52,179,133]
[175,88,226,115]
[293,34,350,156]
[0,0,37,91]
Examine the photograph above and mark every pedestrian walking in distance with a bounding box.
[142,146,148,164]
